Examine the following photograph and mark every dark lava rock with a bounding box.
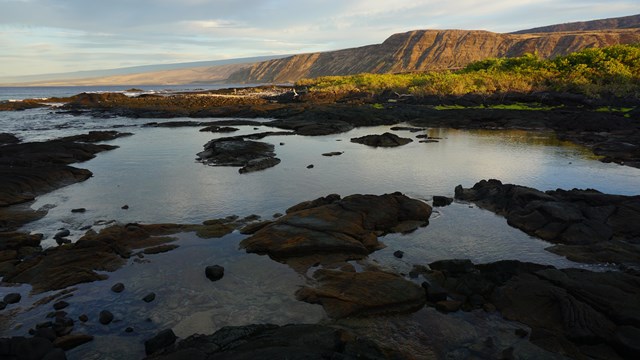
[390,126,425,132]
[143,244,179,254]
[145,329,177,355]
[435,300,462,313]
[53,301,69,310]
[238,157,281,174]
[0,133,20,145]
[125,327,134,333]
[350,132,413,147]
[59,130,132,143]
[239,220,272,235]
[143,293,156,303]
[432,195,453,207]
[295,269,426,318]
[53,333,94,351]
[240,193,432,261]
[53,229,70,239]
[1,336,57,360]
[148,323,403,359]
[3,293,21,304]
[78,314,88,323]
[70,208,86,213]
[34,327,57,341]
[199,126,239,133]
[121,204,129,210]
[99,310,114,325]
[393,250,404,258]
[416,258,640,359]
[306,164,314,169]
[0,302,5,310]
[322,151,343,156]
[111,282,125,293]
[205,265,224,281]
[455,179,640,265]
[196,136,279,172]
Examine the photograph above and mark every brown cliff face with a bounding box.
[227,28,640,84]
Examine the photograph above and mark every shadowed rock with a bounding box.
[455,179,640,265]
[350,132,413,147]
[146,324,405,359]
[295,269,426,318]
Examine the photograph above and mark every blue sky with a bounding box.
[1,0,639,77]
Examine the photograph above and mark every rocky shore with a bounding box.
[1,88,640,359]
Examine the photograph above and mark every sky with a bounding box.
[0,0,639,77]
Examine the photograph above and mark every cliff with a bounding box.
[512,13,640,34]
[227,28,640,84]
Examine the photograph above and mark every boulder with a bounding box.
[3,293,21,304]
[241,193,432,261]
[196,136,281,173]
[350,132,413,147]
[145,329,177,355]
[205,265,224,281]
[432,196,453,207]
[99,310,113,325]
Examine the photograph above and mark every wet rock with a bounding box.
[53,333,93,351]
[350,132,413,147]
[53,229,70,239]
[70,208,86,213]
[34,327,57,342]
[53,301,69,310]
[78,315,88,323]
[111,283,125,293]
[205,265,224,281]
[422,281,448,302]
[0,301,5,310]
[121,204,129,210]
[0,133,20,145]
[143,293,156,303]
[455,179,640,264]
[435,300,462,313]
[196,136,280,173]
[306,164,314,169]
[432,195,453,207]
[390,126,425,132]
[241,193,432,261]
[125,327,134,333]
[239,221,272,235]
[272,213,283,218]
[149,324,402,359]
[393,250,404,258]
[99,310,114,325]
[295,269,426,318]
[145,329,177,355]
[266,118,354,136]
[199,126,238,133]
[239,157,281,173]
[322,151,343,156]
[143,244,179,254]
[0,134,122,207]
[3,293,21,304]
[3,336,56,360]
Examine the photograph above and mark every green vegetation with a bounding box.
[434,103,561,111]
[296,44,640,98]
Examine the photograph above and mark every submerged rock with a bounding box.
[295,269,426,318]
[204,265,224,281]
[350,132,413,147]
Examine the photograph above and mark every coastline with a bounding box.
[1,87,640,359]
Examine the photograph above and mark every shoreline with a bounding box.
[1,88,639,359]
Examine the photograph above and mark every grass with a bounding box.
[434,103,562,111]
[296,44,640,99]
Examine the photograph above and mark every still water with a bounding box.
[2,106,640,359]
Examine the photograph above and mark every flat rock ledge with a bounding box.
[296,269,426,318]
[455,179,640,265]
[145,324,406,359]
[350,132,413,147]
[196,135,281,173]
[416,259,640,359]
[240,193,432,261]
[0,220,238,294]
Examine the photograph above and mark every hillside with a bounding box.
[227,28,640,84]
[512,14,640,34]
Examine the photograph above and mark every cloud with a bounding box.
[0,0,638,76]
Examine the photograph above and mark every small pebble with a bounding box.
[99,310,114,325]
[393,250,404,259]
[142,293,156,303]
[71,208,86,213]
[79,314,89,322]
[111,283,125,293]
[121,205,129,210]
[125,327,134,333]
[306,164,314,169]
